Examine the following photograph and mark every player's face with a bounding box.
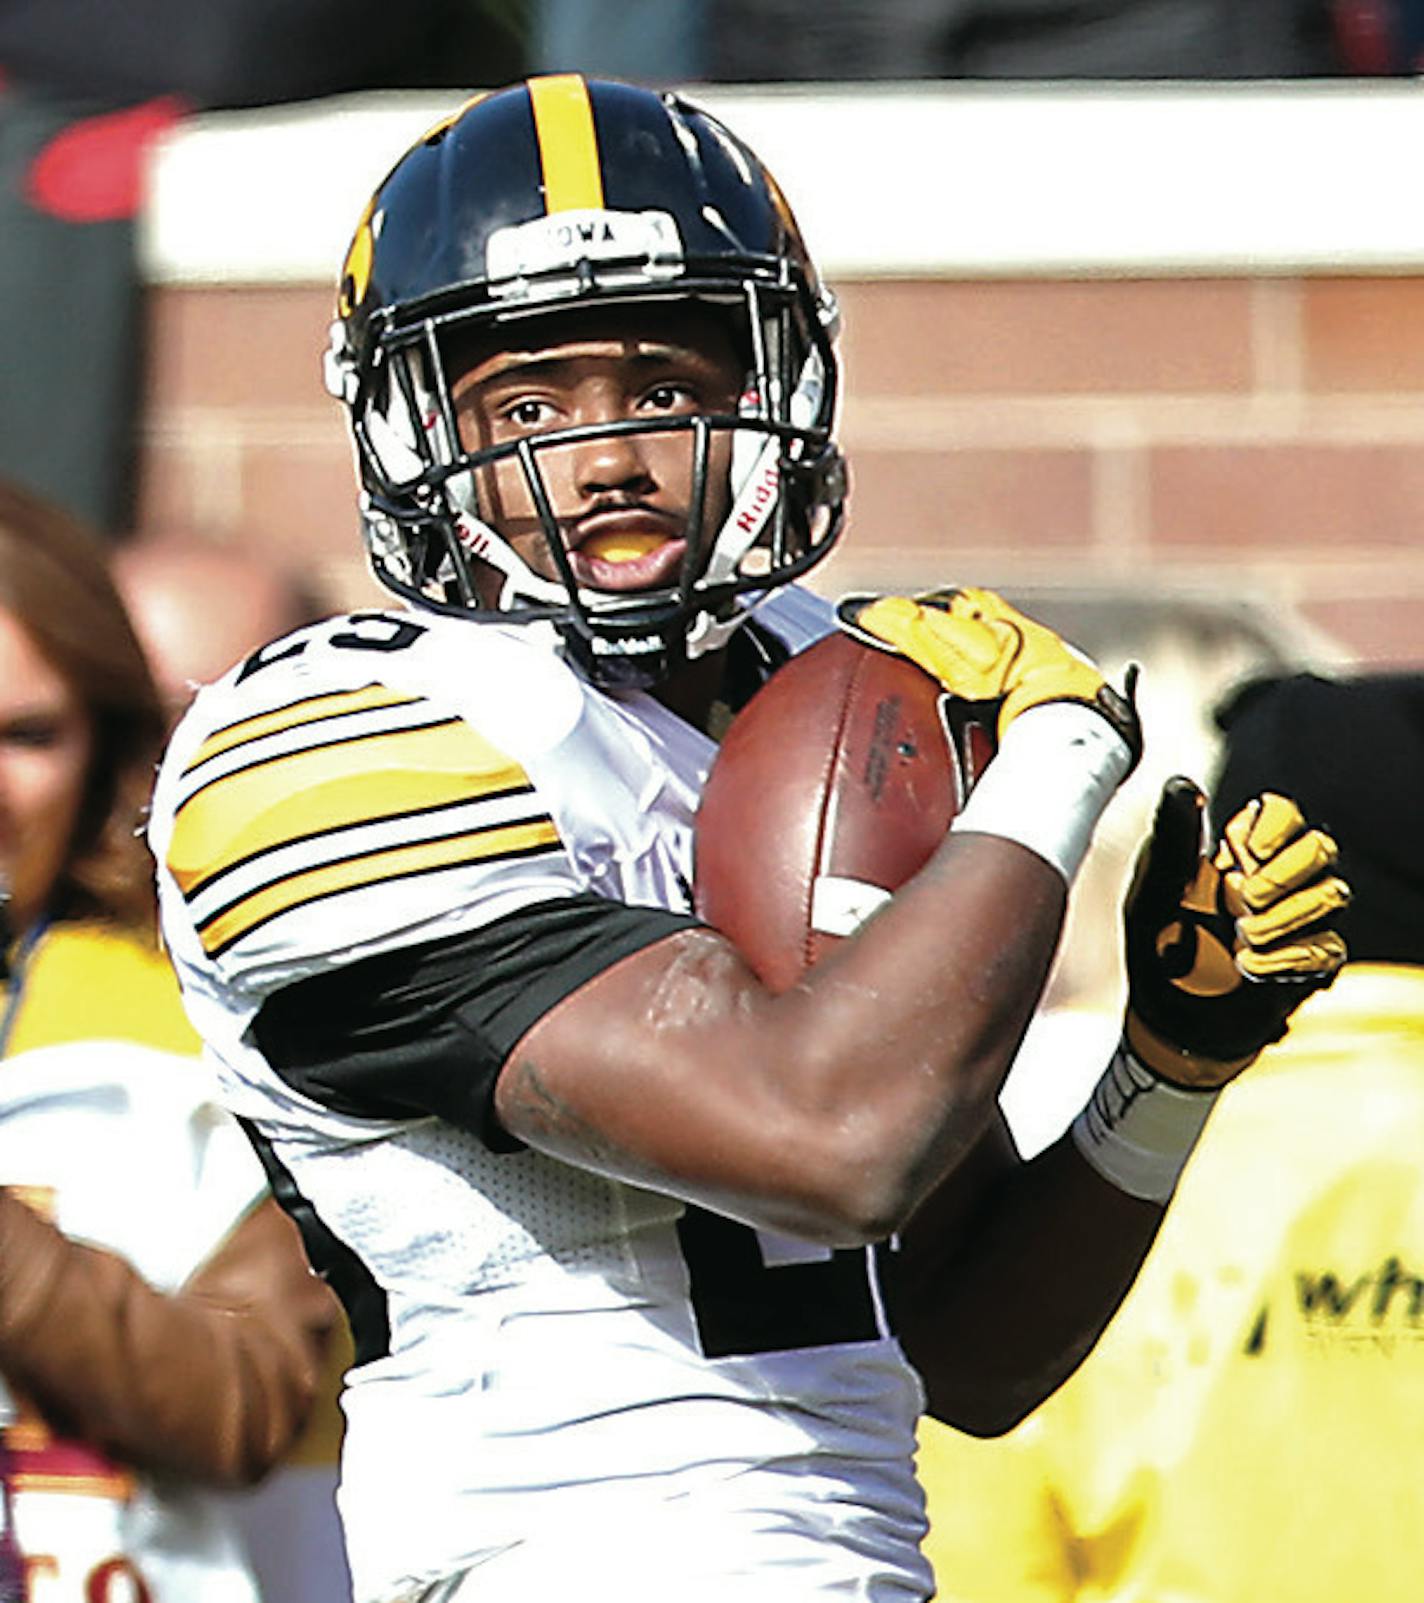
[450,303,743,595]
[0,608,93,930]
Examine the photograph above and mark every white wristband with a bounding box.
[950,702,1133,883]
[1071,1041,1219,1203]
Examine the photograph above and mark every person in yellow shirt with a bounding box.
[920,669,1424,1603]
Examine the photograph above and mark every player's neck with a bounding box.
[650,647,731,737]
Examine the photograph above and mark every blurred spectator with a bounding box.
[0,1,524,108]
[1333,0,1424,68]
[114,529,351,1603]
[0,479,337,1600]
[918,669,1424,1603]
[708,0,1337,81]
[0,0,526,533]
[530,0,707,80]
[115,534,326,727]
[0,79,158,534]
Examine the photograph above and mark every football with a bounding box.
[694,630,996,991]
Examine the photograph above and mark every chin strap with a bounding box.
[448,510,569,611]
[705,351,828,589]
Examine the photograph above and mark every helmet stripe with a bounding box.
[527,74,604,213]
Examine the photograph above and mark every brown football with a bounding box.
[694,630,996,992]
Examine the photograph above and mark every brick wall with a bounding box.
[829,275,1424,665]
[140,271,1424,665]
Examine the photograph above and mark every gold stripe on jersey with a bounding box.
[196,817,562,958]
[169,717,540,901]
[184,684,423,774]
[528,74,604,212]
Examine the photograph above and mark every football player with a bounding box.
[147,76,1348,1603]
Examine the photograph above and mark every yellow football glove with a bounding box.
[837,586,1140,767]
[1124,777,1350,1088]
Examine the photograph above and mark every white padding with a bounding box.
[810,875,892,936]
[950,702,1132,883]
[1071,1041,1219,1203]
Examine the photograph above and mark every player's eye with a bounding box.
[503,398,557,429]
[640,383,695,413]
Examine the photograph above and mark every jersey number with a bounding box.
[237,612,428,682]
[676,1206,885,1359]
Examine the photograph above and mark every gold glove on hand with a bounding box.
[1125,778,1350,1088]
[837,586,1141,768]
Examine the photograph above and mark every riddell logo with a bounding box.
[734,462,780,537]
[1245,1255,1424,1356]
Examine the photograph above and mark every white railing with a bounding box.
[140,79,1424,288]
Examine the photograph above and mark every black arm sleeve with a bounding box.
[252,893,698,1152]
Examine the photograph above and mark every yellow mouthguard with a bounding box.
[580,530,664,562]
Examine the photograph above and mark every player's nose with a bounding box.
[571,426,657,500]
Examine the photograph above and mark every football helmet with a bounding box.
[325,74,847,689]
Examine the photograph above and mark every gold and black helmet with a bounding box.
[326,74,846,689]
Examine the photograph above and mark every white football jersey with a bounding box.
[148,591,933,1603]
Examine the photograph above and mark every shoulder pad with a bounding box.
[154,616,579,976]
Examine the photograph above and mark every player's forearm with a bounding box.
[0,1192,337,1485]
[891,1131,1163,1434]
[501,829,1066,1245]
[764,831,1066,1236]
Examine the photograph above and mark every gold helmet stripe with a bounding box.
[527,74,604,213]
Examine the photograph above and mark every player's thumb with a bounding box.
[1128,776,1209,928]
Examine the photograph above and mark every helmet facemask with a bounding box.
[331,264,845,691]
